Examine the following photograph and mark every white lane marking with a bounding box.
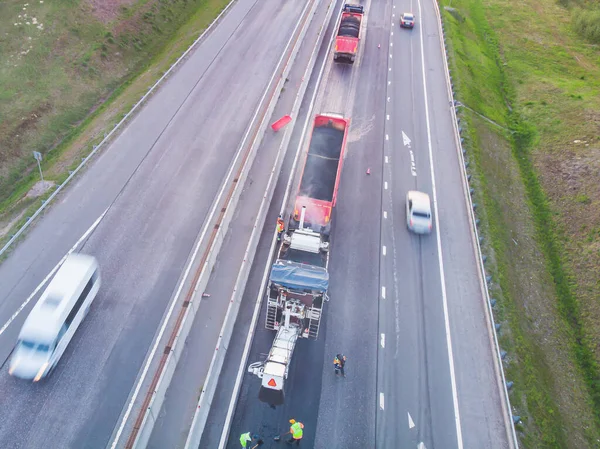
[418,443,427,449]
[410,150,417,176]
[402,130,412,147]
[0,207,109,338]
[389,67,392,71]
[408,412,415,429]
[381,286,386,299]
[111,0,316,443]
[383,211,388,219]
[388,80,391,85]
[380,393,385,410]
[382,245,387,256]
[387,96,391,102]
[386,114,390,120]
[389,53,393,58]
[391,31,394,36]
[380,333,385,348]
[384,181,388,190]
[390,42,393,47]
[417,0,463,445]
[385,156,389,163]
[385,134,389,141]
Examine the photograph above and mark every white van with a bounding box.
[9,253,100,381]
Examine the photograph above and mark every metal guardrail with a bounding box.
[0,0,243,259]
[432,1,520,447]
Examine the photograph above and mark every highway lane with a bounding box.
[417,0,512,445]
[311,0,385,446]
[0,1,308,448]
[376,0,511,446]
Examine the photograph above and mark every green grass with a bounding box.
[0,0,232,248]
[440,0,600,446]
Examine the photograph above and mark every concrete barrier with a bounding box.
[122,0,322,448]
[431,1,519,448]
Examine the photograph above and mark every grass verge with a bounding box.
[440,0,600,446]
[0,0,232,250]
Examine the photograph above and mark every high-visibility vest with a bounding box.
[291,422,304,439]
[277,220,284,232]
[240,432,252,447]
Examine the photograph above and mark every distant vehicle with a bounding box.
[400,12,415,28]
[334,4,364,63]
[406,191,432,234]
[9,253,100,381]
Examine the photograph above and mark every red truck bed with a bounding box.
[334,4,364,63]
[292,114,349,235]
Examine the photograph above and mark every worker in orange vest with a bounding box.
[276,215,285,241]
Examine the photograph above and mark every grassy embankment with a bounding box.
[0,0,231,249]
[440,0,600,447]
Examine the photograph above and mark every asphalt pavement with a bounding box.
[0,0,308,448]
[376,0,511,447]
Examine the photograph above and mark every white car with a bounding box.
[406,190,432,234]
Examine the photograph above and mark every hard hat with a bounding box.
[252,434,260,439]
[289,419,296,424]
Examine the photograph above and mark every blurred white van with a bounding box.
[9,253,100,381]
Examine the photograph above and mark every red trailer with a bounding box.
[333,4,364,63]
[289,113,350,239]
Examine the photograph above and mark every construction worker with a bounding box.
[276,215,285,241]
[240,432,262,448]
[334,353,347,377]
[287,419,304,446]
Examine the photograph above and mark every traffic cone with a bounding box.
[366,168,371,175]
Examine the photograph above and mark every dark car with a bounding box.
[400,12,415,28]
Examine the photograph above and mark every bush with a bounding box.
[572,7,600,43]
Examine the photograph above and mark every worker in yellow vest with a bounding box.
[276,215,285,241]
[287,419,304,445]
[239,432,262,448]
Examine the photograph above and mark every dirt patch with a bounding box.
[87,0,137,24]
[25,180,55,199]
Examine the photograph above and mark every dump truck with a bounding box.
[247,113,350,407]
[289,113,350,239]
[333,4,364,63]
